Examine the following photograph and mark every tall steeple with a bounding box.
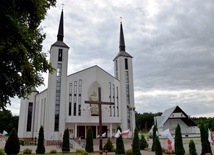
[57,10,64,41]
[113,22,132,60]
[119,22,125,51]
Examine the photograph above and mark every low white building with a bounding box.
[154,106,200,136]
[18,10,136,141]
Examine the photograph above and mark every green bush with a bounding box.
[85,127,94,153]
[116,126,125,154]
[19,140,24,146]
[103,138,114,152]
[155,135,162,155]
[175,124,185,155]
[23,148,32,154]
[36,126,45,154]
[49,149,57,154]
[0,149,5,155]
[62,128,70,152]
[140,133,148,150]
[132,127,141,155]
[4,128,20,155]
[76,149,88,155]
[189,140,197,155]
[125,149,133,155]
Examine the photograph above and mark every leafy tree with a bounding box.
[140,133,148,150]
[116,126,125,154]
[0,110,18,133]
[62,128,70,152]
[103,138,114,152]
[0,0,56,110]
[189,140,197,155]
[85,127,94,153]
[155,135,162,155]
[200,124,212,155]
[151,124,157,151]
[132,127,141,155]
[174,124,185,155]
[36,126,45,154]
[4,128,20,155]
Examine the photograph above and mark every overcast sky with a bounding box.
[8,0,214,117]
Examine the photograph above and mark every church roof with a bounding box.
[113,22,133,60]
[155,106,197,128]
[52,10,69,48]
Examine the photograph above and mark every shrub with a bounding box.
[76,149,88,155]
[132,127,141,155]
[49,149,57,154]
[140,133,148,150]
[151,124,157,151]
[23,148,32,154]
[189,140,197,155]
[36,126,45,154]
[62,128,70,152]
[0,149,5,155]
[155,135,162,155]
[85,127,94,153]
[103,138,114,152]
[175,124,185,155]
[125,149,133,155]
[200,124,212,155]
[4,128,20,155]
[116,126,125,154]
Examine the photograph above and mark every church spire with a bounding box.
[119,22,126,51]
[57,10,64,41]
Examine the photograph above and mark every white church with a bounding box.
[18,10,136,141]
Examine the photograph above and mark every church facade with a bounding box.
[18,10,136,141]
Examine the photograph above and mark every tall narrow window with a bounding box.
[26,102,33,131]
[125,58,128,70]
[113,84,115,117]
[58,49,63,61]
[109,82,112,117]
[126,84,130,104]
[78,79,82,116]
[69,83,72,116]
[43,98,46,127]
[116,87,119,117]
[73,81,77,116]
[125,71,129,83]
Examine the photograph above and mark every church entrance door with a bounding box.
[77,126,85,139]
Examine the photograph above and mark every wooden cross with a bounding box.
[85,87,114,154]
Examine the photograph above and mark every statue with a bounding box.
[90,92,99,116]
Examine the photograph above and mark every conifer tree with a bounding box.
[4,128,20,155]
[103,138,114,152]
[189,140,197,155]
[155,135,162,155]
[140,133,148,150]
[132,127,141,155]
[174,124,185,155]
[151,124,157,151]
[85,127,94,153]
[116,126,125,154]
[36,126,45,154]
[62,128,70,152]
[200,124,212,155]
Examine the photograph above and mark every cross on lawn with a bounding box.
[85,87,114,154]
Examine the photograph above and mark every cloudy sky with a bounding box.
[8,0,214,117]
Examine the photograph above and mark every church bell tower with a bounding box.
[113,22,135,133]
[45,10,69,140]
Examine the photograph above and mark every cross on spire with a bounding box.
[85,87,114,154]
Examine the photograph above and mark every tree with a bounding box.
[116,126,125,154]
[140,133,148,150]
[4,128,20,155]
[151,124,157,151]
[174,124,185,155]
[200,124,212,155]
[155,135,162,155]
[0,0,56,110]
[0,110,18,134]
[189,140,197,155]
[36,126,45,154]
[85,127,94,153]
[132,127,141,155]
[103,138,114,152]
[62,128,70,152]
